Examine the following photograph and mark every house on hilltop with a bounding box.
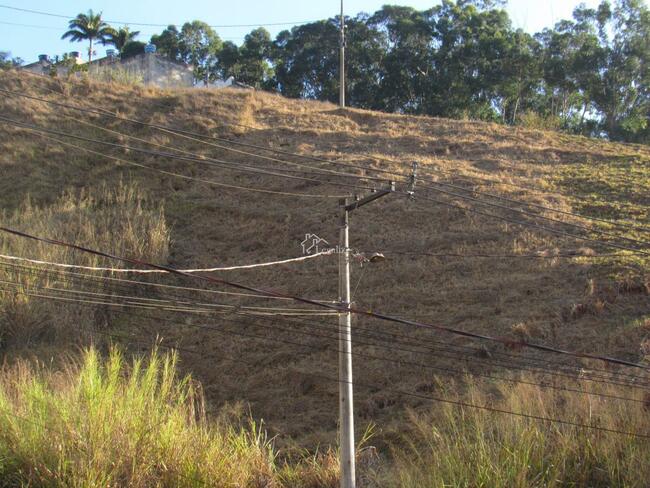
[22,44,251,90]
[22,44,194,88]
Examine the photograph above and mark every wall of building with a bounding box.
[89,53,194,88]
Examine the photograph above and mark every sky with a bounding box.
[0,0,605,63]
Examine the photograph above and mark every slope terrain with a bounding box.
[0,70,649,450]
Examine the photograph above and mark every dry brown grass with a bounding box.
[0,180,169,350]
[0,70,648,451]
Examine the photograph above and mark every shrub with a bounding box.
[0,346,277,486]
[381,378,650,487]
[0,181,169,349]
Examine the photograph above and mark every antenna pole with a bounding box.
[339,0,345,108]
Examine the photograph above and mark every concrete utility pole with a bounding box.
[339,0,345,108]
[338,182,395,488]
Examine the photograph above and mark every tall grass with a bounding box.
[0,180,169,349]
[0,346,278,486]
[381,378,650,487]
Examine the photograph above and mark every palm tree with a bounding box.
[61,10,115,63]
[105,26,141,53]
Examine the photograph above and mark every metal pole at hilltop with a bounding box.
[339,0,345,108]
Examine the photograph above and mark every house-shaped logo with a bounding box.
[301,233,329,255]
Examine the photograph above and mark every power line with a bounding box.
[3,93,647,254]
[3,282,645,406]
[59,103,649,246]
[416,172,650,235]
[0,259,336,302]
[0,4,319,28]
[2,121,344,199]
[5,262,647,392]
[408,192,650,256]
[2,225,647,371]
[60,108,389,184]
[8,256,648,391]
[364,250,640,259]
[23,115,649,256]
[4,259,648,394]
[0,115,373,194]
[416,184,650,248]
[0,20,60,30]
[0,280,336,316]
[4,86,647,241]
[14,293,647,440]
[0,87,409,179]
[0,250,333,273]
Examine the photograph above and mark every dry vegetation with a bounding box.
[0,70,649,486]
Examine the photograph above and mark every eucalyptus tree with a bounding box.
[178,21,222,84]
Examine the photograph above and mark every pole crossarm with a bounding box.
[343,181,396,212]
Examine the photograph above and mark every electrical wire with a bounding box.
[0,115,373,194]
[2,225,647,371]
[407,192,650,256]
[63,111,389,183]
[0,259,336,303]
[0,4,319,28]
[9,288,648,440]
[3,84,648,237]
[415,185,650,248]
[367,250,640,259]
[0,250,333,273]
[2,283,645,405]
[0,262,646,386]
[59,104,650,247]
[3,261,646,390]
[2,123,343,199]
[3,112,648,256]
[3,87,647,246]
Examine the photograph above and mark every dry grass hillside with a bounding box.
[0,69,649,458]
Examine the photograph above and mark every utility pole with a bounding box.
[339,0,345,108]
[338,181,394,488]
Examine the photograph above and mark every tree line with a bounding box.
[8,0,648,143]
[160,0,650,144]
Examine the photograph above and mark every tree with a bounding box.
[215,28,274,88]
[367,6,433,113]
[215,41,240,79]
[106,26,140,53]
[61,10,115,62]
[121,41,146,59]
[272,20,341,101]
[341,15,387,109]
[151,25,181,61]
[589,0,650,142]
[0,51,23,69]
[178,21,222,83]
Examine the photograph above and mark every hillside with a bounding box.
[0,68,649,461]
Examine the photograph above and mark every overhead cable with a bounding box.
[2,225,647,371]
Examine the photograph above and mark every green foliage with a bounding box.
[61,10,115,63]
[215,28,274,89]
[382,379,650,487]
[0,347,279,486]
[121,40,146,59]
[0,51,22,70]
[141,0,650,143]
[150,21,222,84]
[150,25,182,60]
[105,26,140,53]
